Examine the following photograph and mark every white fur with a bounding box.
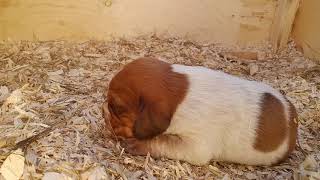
[162,64,291,165]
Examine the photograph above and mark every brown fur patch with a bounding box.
[254,93,287,152]
[276,98,298,163]
[287,100,298,154]
[104,57,189,140]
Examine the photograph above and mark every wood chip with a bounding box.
[0,86,9,102]
[81,166,110,180]
[220,51,259,60]
[249,63,259,76]
[84,54,103,58]
[42,172,73,180]
[0,149,25,180]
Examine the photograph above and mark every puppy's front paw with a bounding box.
[120,138,150,156]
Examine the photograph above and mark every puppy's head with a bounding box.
[103,57,188,140]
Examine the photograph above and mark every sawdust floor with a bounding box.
[0,35,319,180]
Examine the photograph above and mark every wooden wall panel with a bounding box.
[0,0,279,46]
[293,0,320,62]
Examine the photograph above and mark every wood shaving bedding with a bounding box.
[0,35,319,180]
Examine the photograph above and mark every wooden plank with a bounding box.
[292,0,320,62]
[270,0,301,51]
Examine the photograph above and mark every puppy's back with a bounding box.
[166,64,297,165]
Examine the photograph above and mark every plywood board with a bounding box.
[0,0,277,46]
[293,0,320,62]
[270,0,300,51]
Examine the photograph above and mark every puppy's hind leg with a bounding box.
[121,134,211,165]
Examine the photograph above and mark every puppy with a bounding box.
[102,57,298,166]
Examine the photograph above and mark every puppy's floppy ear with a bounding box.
[133,97,171,139]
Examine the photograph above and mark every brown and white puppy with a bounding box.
[102,57,298,166]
